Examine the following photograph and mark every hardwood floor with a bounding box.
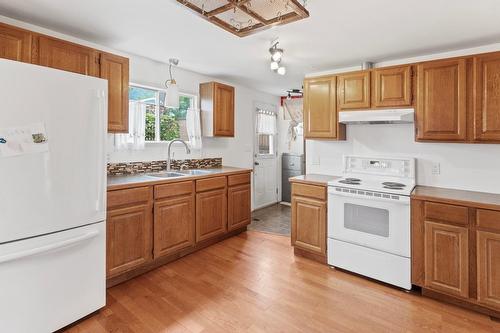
[65,231,499,333]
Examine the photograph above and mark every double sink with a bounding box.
[146,169,214,179]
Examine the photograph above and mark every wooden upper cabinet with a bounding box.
[154,194,195,258]
[0,22,32,63]
[100,52,129,133]
[424,221,469,298]
[416,58,467,141]
[338,71,370,109]
[477,230,500,311]
[473,53,500,142]
[372,66,412,107]
[35,35,99,76]
[200,82,235,137]
[303,76,340,139]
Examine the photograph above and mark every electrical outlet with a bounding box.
[432,162,441,175]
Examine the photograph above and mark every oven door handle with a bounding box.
[328,189,410,204]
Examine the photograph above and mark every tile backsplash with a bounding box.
[107,158,222,176]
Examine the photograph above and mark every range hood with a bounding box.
[339,108,414,124]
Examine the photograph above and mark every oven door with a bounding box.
[328,188,410,257]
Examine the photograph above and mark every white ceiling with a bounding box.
[1,0,500,96]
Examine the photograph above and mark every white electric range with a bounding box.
[327,155,416,290]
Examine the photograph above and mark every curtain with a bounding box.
[115,101,146,151]
[256,109,277,134]
[283,98,303,149]
[186,108,202,150]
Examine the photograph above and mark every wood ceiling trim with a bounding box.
[176,0,309,37]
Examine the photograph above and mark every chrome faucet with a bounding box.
[166,139,191,171]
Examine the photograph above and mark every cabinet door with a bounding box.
[213,82,235,137]
[228,184,251,231]
[372,66,412,107]
[106,204,153,277]
[304,76,337,138]
[100,52,129,133]
[473,53,500,141]
[416,59,467,141]
[424,221,469,298]
[338,71,370,109]
[36,36,99,76]
[196,188,227,242]
[477,230,500,310]
[291,196,326,255]
[0,22,31,62]
[154,195,195,258]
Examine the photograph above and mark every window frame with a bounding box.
[129,82,197,144]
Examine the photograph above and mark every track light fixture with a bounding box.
[269,40,286,76]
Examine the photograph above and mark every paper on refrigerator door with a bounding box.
[0,122,49,158]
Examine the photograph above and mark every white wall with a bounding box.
[0,15,280,170]
[307,124,500,194]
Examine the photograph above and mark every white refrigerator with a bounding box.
[0,59,107,332]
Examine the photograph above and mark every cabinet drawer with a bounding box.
[476,209,500,233]
[196,176,227,192]
[424,202,468,226]
[228,172,251,187]
[155,181,194,200]
[292,183,326,201]
[108,186,152,209]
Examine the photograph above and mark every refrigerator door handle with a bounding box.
[0,230,99,264]
[95,89,106,213]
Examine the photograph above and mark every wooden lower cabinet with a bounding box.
[290,182,327,262]
[106,203,153,277]
[424,221,469,298]
[106,172,251,285]
[228,184,251,231]
[292,196,326,255]
[477,230,500,310]
[154,194,195,258]
[412,193,500,317]
[196,188,227,242]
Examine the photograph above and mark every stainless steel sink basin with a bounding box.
[179,169,213,175]
[146,172,187,178]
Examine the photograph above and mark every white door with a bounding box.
[254,108,278,209]
[0,60,107,243]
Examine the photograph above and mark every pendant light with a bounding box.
[164,58,180,108]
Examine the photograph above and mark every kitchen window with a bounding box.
[129,84,195,142]
[255,109,277,156]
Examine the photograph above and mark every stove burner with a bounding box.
[345,178,361,182]
[383,186,404,190]
[339,180,361,185]
[382,182,406,188]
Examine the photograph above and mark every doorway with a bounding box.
[253,107,278,209]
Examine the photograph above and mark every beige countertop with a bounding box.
[289,174,341,186]
[107,166,252,191]
[411,185,500,211]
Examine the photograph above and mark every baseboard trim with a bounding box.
[294,247,327,264]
